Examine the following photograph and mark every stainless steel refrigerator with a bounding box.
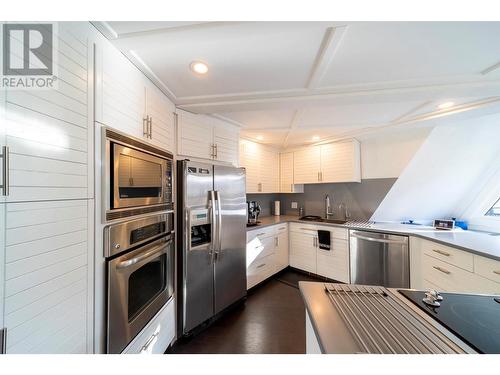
[176,160,247,336]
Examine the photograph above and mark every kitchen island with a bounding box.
[299,282,492,354]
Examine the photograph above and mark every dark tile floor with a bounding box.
[168,269,323,354]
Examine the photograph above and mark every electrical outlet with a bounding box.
[291,202,298,209]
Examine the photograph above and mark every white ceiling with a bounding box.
[96,21,500,148]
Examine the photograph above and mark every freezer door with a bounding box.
[180,160,215,333]
[213,165,247,314]
[349,230,409,288]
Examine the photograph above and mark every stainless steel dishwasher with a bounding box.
[349,230,409,288]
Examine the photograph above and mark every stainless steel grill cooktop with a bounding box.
[324,283,475,354]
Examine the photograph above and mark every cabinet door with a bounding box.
[96,36,146,139]
[316,238,349,283]
[146,82,175,153]
[289,231,316,273]
[275,230,289,271]
[260,147,279,193]
[280,152,304,193]
[293,146,321,184]
[320,140,361,183]
[176,109,213,160]
[213,118,239,165]
[4,22,91,202]
[239,140,260,193]
[3,200,90,353]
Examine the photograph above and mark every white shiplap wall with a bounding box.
[1,22,94,353]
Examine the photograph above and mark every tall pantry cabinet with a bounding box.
[0,22,94,354]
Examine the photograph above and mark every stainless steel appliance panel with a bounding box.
[213,165,247,314]
[181,161,216,333]
[349,230,409,288]
[107,235,174,353]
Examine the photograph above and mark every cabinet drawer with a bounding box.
[474,255,500,285]
[422,255,475,293]
[421,240,473,272]
[247,254,275,289]
[247,226,276,242]
[123,297,175,354]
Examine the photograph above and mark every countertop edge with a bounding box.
[247,216,500,262]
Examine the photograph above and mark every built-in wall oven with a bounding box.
[103,128,173,221]
[105,213,175,354]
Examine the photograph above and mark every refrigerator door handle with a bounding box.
[214,190,223,260]
[209,191,217,263]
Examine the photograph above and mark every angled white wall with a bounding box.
[371,113,500,222]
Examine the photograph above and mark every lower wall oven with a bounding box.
[105,213,174,354]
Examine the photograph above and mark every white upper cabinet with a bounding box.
[3,22,92,203]
[177,109,239,165]
[95,40,175,151]
[212,118,240,164]
[293,146,321,184]
[293,139,361,184]
[95,40,146,139]
[145,81,176,153]
[239,140,279,193]
[279,152,304,193]
[320,140,361,183]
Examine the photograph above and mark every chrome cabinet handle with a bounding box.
[143,116,149,137]
[140,331,159,353]
[432,249,450,257]
[317,172,320,182]
[433,266,451,275]
[214,144,218,159]
[1,146,9,196]
[257,263,266,269]
[300,227,318,232]
[275,237,278,247]
[148,116,153,139]
[258,182,262,192]
[290,184,293,192]
[256,232,266,237]
[493,270,500,276]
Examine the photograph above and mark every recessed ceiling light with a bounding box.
[190,61,208,75]
[312,136,320,141]
[256,135,263,141]
[438,101,454,109]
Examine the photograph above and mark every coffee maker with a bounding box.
[247,201,261,226]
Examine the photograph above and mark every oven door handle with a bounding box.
[117,241,169,269]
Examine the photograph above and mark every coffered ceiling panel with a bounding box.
[319,22,500,88]
[110,22,332,97]
[219,109,296,129]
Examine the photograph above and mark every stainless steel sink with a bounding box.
[299,216,347,224]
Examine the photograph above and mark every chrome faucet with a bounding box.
[325,194,334,219]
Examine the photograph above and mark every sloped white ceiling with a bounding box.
[98,21,500,147]
[370,113,500,222]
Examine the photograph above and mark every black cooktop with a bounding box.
[399,289,500,354]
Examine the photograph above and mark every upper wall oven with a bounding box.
[104,128,173,221]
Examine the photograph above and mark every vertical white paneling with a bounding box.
[260,147,279,193]
[289,231,317,273]
[239,140,261,193]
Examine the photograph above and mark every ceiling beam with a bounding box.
[282,110,303,149]
[481,60,500,75]
[306,26,347,89]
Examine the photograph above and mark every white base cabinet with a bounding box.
[289,223,349,283]
[246,224,289,289]
[410,238,500,294]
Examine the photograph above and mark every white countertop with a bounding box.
[248,215,500,261]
